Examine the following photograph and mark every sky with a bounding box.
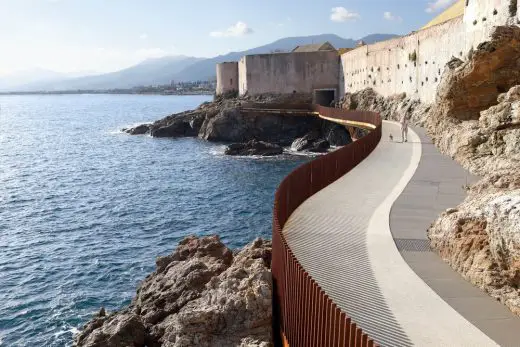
[0,0,458,76]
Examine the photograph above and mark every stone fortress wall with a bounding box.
[215,62,239,95]
[217,0,519,102]
[238,51,339,97]
[340,0,519,103]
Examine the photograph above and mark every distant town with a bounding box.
[0,80,216,96]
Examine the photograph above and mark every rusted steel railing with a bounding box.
[271,104,382,347]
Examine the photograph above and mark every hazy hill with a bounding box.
[10,56,203,92]
[5,33,397,92]
[171,33,398,82]
[0,68,88,91]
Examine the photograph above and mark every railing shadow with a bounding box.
[270,104,383,347]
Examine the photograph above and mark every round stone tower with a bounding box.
[216,62,239,96]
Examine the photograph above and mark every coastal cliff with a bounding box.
[74,236,273,347]
[338,25,520,315]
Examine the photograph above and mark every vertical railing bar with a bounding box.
[271,105,381,347]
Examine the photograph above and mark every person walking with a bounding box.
[400,114,409,142]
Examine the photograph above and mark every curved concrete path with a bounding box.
[282,121,500,346]
[391,127,520,347]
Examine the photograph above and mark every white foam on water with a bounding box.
[209,145,227,156]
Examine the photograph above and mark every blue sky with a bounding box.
[0,0,457,75]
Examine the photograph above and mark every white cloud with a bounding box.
[210,21,253,38]
[330,7,360,22]
[139,33,148,40]
[425,0,456,13]
[383,11,402,22]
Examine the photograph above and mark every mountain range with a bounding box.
[0,33,397,92]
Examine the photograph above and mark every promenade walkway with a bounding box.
[282,121,520,346]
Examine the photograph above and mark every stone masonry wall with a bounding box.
[238,51,339,96]
[216,62,239,96]
[340,0,518,104]
[340,17,466,104]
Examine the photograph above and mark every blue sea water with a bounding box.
[0,94,308,346]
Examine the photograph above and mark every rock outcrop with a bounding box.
[75,236,273,347]
[225,140,284,156]
[291,131,330,153]
[431,84,520,176]
[337,88,431,127]
[434,26,520,122]
[322,123,352,147]
[123,94,313,141]
[198,109,322,145]
[429,174,520,314]
[123,93,352,156]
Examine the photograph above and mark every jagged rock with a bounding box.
[290,131,321,151]
[151,113,207,138]
[124,124,150,135]
[430,84,520,176]
[74,313,146,347]
[199,107,322,145]
[323,123,352,147]
[75,236,273,347]
[290,131,330,153]
[337,88,431,127]
[434,26,520,121]
[447,56,464,69]
[225,140,283,156]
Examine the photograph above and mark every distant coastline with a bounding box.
[0,90,213,96]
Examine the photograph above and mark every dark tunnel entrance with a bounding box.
[314,89,336,106]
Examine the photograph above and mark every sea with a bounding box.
[0,94,308,346]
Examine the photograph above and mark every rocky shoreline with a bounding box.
[75,236,273,347]
[122,93,352,156]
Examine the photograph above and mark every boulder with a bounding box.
[124,124,150,135]
[199,108,248,142]
[74,313,146,347]
[291,131,330,153]
[323,124,352,147]
[290,131,321,151]
[225,140,283,156]
[151,113,205,138]
[307,139,330,153]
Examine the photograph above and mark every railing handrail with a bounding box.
[271,104,382,346]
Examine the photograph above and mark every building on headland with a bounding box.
[216,0,520,105]
[215,62,239,96]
